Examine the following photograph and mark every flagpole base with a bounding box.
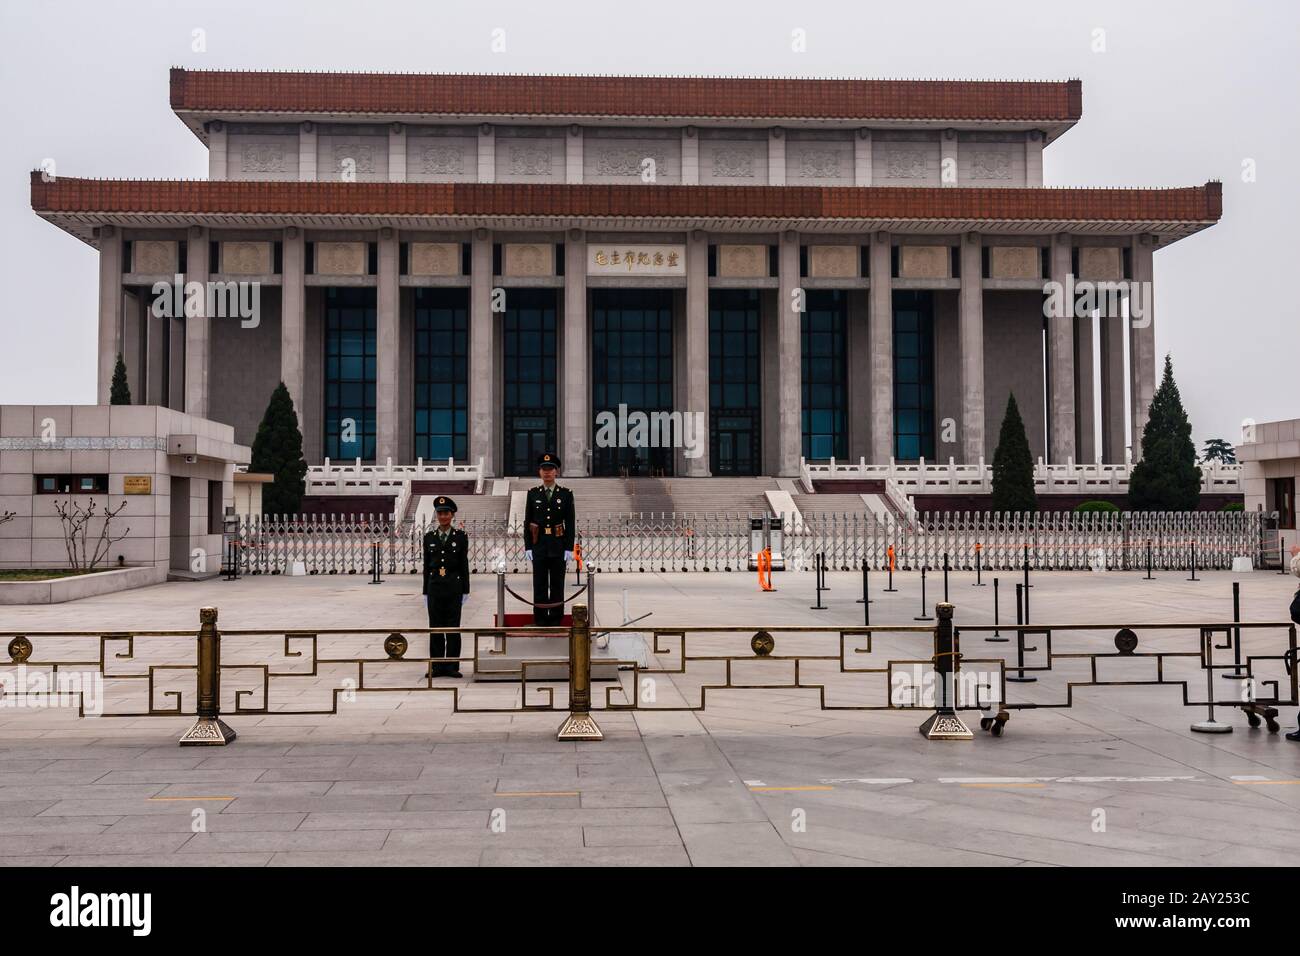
[557,711,603,741]
[919,711,973,740]
[179,717,237,746]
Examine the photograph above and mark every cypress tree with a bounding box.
[109,353,131,405]
[1128,355,1201,511]
[250,382,308,517]
[991,393,1037,512]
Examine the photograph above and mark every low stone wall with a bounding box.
[0,565,167,605]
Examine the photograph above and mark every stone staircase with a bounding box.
[792,493,870,516]
[504,476,776,516]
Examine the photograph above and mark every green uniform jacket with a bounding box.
[522,484,576,559]
[422,527,470,596]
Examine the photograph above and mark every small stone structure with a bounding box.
[0,405,250,576]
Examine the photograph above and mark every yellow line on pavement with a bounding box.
[749,785,835,792]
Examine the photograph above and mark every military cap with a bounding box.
[433,495,457,513]
[536,452,561,470]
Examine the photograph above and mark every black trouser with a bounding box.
[427,592,462,673]
[532,555,567,625]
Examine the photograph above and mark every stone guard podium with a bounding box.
[474,570,620,681]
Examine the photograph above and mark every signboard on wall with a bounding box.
[123,476,152,495]
[587,244,685,277]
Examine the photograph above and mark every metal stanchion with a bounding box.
[942,551,950,603]
[1145,539,1154,580]
[1222,581,1248,681]
[1006,584,1037,683]
[1188,540,1199,581]
[885,546,898,592]
[986,577,1007,642]
[820,551,830,590]
[369,541,382,585]
[973,543,986,586]
[919,603,972,739]
[1279,536,1288,575]
[1191,627,1233,734]
[914,567,933,621]
[856,559,872,606]
[179,606,236,746]
[557,604,602,741]
[810,552,827,611]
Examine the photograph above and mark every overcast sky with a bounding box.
[1,0,1295,452]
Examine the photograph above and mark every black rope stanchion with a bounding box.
[885,546,898,592]
[1007,583,1037,683]
[856,559,871,605]
[1279,536,1289,575]
[986,577,1007,643]
[820,551,830,590]
[369,541,382,585]
[942,551,950,603]
[914,566,933,621]
[1145,539,1154,580]
[810,552,827,611]
[1188,539,1199,582]
[973,543,986,586]
[1223,580,1249,681]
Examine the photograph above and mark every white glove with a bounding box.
[563,550,573,562]
[461,594,469,606]
[525,550,534,562]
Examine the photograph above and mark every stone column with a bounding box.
[1074,311,1097,462]
[469,231,496,475]
[388,124,406,182]
[776,231,802,476]
[566,126,583,184]
[184,225,210,418]
[1047,233,1076,463]
[1025,132,1044,187]
[208,122,227,180]
[869,232,893,463]
[941,129,958,186]
[680,128,699,185]
[280,228,307,428]
[478,126,495,183]
[96,226,123,404]
[299,122,317,182]
[168,317,185,411]
[1099,310,1127,463]
[853,130,872,186]
[768,129,786,186]
[562,235,589,476]
[1129,235,1157,459]
[683,231,711,476]
[375,229,400,462]
[958,233,985,462]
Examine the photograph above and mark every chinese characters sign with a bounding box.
[588,245,685,277]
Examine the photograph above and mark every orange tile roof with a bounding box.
[169,68,1083,123]
[31,175,1221,225]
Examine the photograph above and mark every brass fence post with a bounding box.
[557,603,603,741]
[919,602,973,740]
[179,606,237,746]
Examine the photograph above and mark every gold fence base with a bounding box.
[178,717,237,747]
[918,712,973,740]
[556,711,603,742]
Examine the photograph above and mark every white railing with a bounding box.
[801,456,1243,495]
[305,456,484,496]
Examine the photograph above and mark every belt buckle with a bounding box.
[544,527,552,535]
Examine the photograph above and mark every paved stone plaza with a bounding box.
[2,568,1299,867]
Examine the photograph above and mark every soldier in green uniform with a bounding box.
[523,452,576,626]
[422,495,470,677]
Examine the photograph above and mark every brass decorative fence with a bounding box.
[224,510,1265,577]
[2,603,1293,745]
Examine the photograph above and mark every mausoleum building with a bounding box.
[31,69,1222,479]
